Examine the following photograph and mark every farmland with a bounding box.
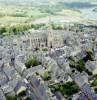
[0,5,49,26]
[0,0,97,35]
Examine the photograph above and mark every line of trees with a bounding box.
[1,23,93,36]
[0,23,45,35]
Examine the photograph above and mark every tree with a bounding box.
[6,96,18,100]
[92,78,97,87]
[76,59,85,72]
[94,88,97,93]
[49,82,79,97]
[86,50,94,61]
[85,69,92,75]
[83,50,94,62]
[25,58,41,68]
[43,71,51,81]
[69,59,85,72]
[42,48,48,51]
[0,27,6,34]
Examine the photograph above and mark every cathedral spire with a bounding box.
[47,0,54,48]
[48,0,54,30]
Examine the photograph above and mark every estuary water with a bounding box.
[79,7,97,20]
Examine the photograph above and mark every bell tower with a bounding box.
[48,30,54,48]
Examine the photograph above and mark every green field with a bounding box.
[0,5,49,26]
[0,4,83,25]
[57,9,82,17]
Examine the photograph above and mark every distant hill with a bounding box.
[0,0,97,5]
[0,0,97,10]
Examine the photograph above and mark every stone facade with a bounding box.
[25,30,65,50]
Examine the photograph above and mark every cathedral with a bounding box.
[26,29,65,50]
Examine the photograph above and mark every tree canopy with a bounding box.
[25,57,41,68]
